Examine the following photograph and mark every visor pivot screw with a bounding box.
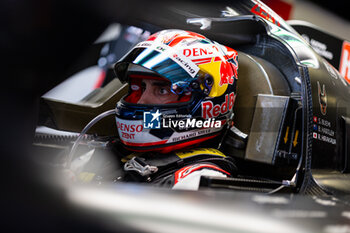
[191,81,200,89]
[205,77,213,86]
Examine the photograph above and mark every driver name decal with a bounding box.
[312,116,336,145]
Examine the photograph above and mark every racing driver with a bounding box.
[112,29,239,190]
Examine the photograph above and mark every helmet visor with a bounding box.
[114,47,199,92]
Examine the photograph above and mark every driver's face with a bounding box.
[137,79,179,104]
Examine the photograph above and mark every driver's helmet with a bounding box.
[114,29,238,153]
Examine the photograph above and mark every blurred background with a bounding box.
[263,0,349,40]
[38,0,350,104]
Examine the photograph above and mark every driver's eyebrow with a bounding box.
[147,80,171,87]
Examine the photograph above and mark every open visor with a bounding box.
[114,47,200,91]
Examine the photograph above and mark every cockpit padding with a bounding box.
[233,51,290,135]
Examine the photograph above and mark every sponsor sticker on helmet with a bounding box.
[116,120,144,141]
[183,46,220,58]
[201,93,235,119]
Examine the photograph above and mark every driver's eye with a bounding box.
[141,82,146,92]
[158,87,169,95]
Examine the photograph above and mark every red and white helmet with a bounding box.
[114,29,238,153]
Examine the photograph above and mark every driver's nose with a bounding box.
[137,87,154,104]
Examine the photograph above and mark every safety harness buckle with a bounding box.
[124,156,158,177]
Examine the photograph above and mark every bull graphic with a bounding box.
[317,81,327,115]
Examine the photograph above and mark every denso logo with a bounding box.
[202,93,235,118]
[117,122,143,133]
[116,121,143,140]
[183,46,219,57]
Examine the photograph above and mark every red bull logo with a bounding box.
[201,93,235,119]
